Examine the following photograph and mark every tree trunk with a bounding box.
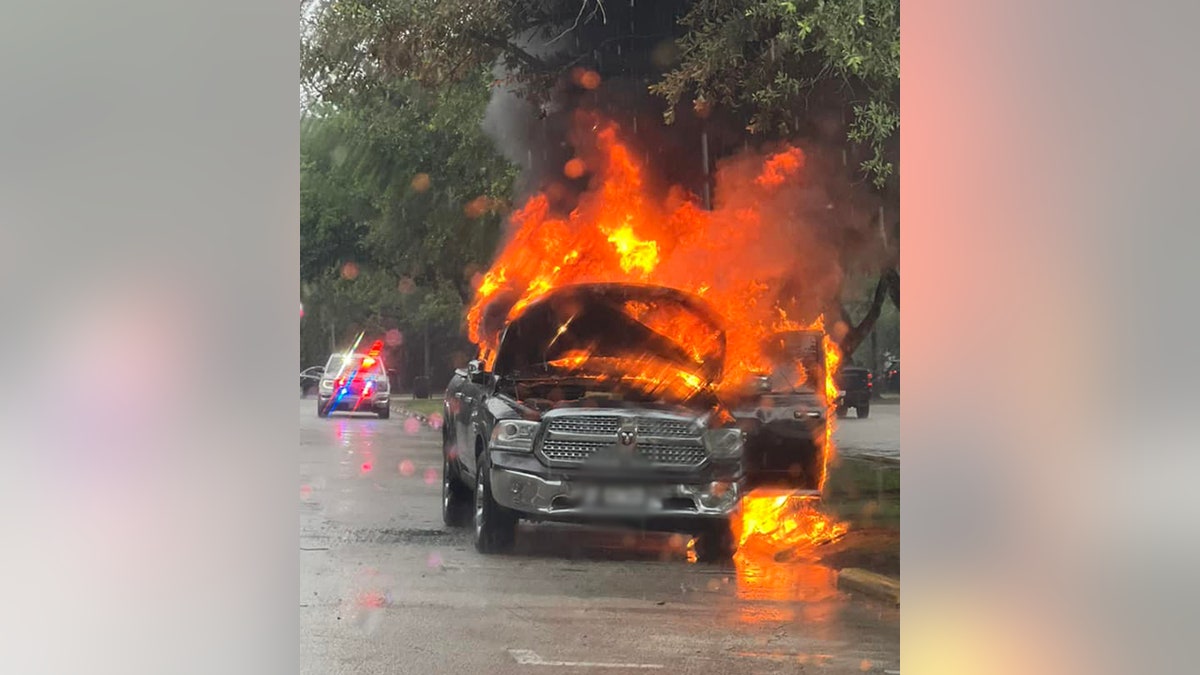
[883,268,900,310]
[870,328,880,400]
[423,325,431,378]
[837,269,897,359]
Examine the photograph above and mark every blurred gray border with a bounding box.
[0,2,298,673]
[903,1,1200,673]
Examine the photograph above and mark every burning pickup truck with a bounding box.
[731,330,830,493]
[441,283,744,561]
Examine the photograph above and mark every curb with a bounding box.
[837,568,899,606]
[389,401,438,428]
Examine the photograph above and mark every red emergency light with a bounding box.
[367,340,383,359]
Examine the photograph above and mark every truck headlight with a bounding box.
[491,420,539,452]
[319,379,333,392]
[703,427,744,459]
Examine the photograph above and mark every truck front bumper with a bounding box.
[489,467,741,520]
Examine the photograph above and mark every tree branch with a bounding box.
[465,29,547,72]
[883,268,899,310]
[837,268,896,358]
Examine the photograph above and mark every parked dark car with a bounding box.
[412,376,431,399]
[885,358,899,393]
[442,283,744,561]
[728,330,828,493]
[835,365,873,418]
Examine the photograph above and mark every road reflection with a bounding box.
[732,551,841,626]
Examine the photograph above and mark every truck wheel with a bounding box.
[442,454,471,527]
[377,405,390,419]
[473,454,517,553]
[317,399,329,418]
[857,404,870,419]
[693,520,737,563]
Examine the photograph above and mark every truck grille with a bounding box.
[541,439,607,462]
[546,416,621,435]
[637,443,707,466]
[539,414,707,467]
[635,418,699,438]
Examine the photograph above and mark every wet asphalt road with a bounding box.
[833,403,899,462]
[300,399,900,674]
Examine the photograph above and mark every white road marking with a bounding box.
[508,649,664,669]
[884,670,900,674]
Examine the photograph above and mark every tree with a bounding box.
[301,0,900,359]
[652,0,898,189]
[299,68,518,379]
[649,1,899,355]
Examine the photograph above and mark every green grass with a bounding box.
[822,457,900,530]
[397,396,444,417]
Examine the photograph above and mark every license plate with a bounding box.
[602,486,647,508]
[579,485,650,509]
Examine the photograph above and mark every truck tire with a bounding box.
[317,399,329,418]
[857,403,870,419]
[377,405,390,419]
[473,452,517,553]
[442,453,471,527]
[693,520,737,563]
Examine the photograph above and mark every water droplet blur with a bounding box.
[410,173,431,192]
[579,70,601,90]
[399,460,415,477]
[423,467,437,485]
[651,40,680,69]
[403,418,421,434]
[360,462,372,473]
[384,329,403,346]
[464,195,492,218]
[428,412,444,430]
[340,261,359,280]
[563,158,586,179]
[427,551,443,567]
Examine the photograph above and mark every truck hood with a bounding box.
[493,283,727,387]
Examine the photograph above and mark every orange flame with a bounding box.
[755,146,806,188]
[604,222,659,275]
[735,492,848,556]
[466,112,837,400]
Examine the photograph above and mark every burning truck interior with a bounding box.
[491,283,726,409]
